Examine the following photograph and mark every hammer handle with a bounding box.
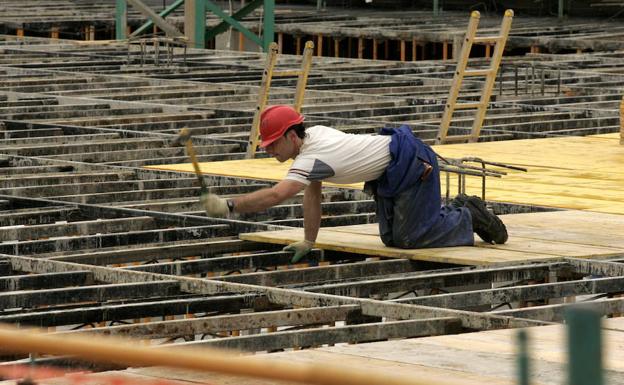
[185,140,208,194]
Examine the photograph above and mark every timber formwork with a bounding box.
[0,10,624,373]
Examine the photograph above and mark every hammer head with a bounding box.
[170,128,191,147]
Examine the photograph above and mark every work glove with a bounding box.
[283,240,314,264]
[200,192,229,218]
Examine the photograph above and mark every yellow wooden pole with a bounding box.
[0,323,461,385]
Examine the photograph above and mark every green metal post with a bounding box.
[433,0,439,17]
[559,0,565,20]
[186,0,206,48]
[566,308,603,385]
[263,0,275,52]
[115,0,128,40]
[517,329,530,385]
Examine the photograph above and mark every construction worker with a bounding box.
[201,105,508,263]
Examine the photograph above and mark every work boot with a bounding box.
[451,194,508,244]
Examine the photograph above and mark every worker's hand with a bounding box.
[283,240,314,263]
[200,192,229,217]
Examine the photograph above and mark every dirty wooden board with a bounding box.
[55,318,624,385]
[241,210,624,266]
[146,133,624,214]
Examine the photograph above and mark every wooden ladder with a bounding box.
[245,41,314,159]
[436,10,514,144]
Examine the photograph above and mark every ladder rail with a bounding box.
[436,10,514,144]
[294,41,315,112]
[437,11,481,144]
[469,10,514,142]
[246,41,314,159]
[245,42,279,159]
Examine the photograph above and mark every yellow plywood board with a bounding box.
[241,210,624,266]
[145,133,624,214]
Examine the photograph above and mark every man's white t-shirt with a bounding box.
[285,125,392,186]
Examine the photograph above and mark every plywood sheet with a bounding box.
[145,133,624,215]
[241,210,624,266]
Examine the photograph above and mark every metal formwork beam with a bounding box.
[5,255,548,330]
[0,294,263,327]
[396,277,624,309]
[0,280,181,310]
[63,305,360,338]
[181,318,461,352]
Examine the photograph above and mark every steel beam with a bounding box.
[0,295,263,327]
[62,305,360,338]
[5,255,548,330]
[0,271,93,292]
[126,0,183,38]
[396,277,624,309]
[178,317,461,352]
[130,0,185,38]
[0,281,181,310]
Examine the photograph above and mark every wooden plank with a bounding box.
[241,228,556,266]
[241,210,624,265]
[146,134,624,215]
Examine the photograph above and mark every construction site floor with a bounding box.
[146,133,624,214]
[36,317,624,385]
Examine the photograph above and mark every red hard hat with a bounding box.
[259,105,304,148]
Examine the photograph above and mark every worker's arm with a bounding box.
[283,181,322,263]
[231,179,305,213]
[200,179,305,217]
[303,180,322,242]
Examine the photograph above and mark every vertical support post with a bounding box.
[333,38,340,58]
[317,34,323,56]
[51,27,59,40]
[412,38,417,61]
[17,28,24,37]
[185,0,206,48]
[566,308,603,385]
[277,32,283,53]
[442,41,448,60]
[263,0,275,51]
[433,0,439,17]
[620,96,624,145]
[400,40,406,61]
[559,0,565,20]
[295,36,302,55]
[358,38,364,59]
[372,39,378,60]
[116,0,128,40]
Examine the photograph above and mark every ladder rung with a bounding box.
[473,36,502,44]
[439,134,476,142]
[273,70,303,77]
[453,102,484,110]
[464,69,494,77]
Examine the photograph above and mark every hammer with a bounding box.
[170,128,207,194]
